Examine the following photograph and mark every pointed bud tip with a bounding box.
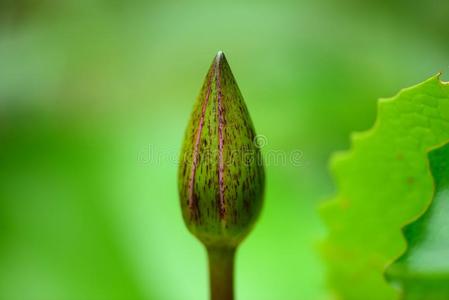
[215,50,227,65]
[216,50,224,58]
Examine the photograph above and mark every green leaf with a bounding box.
[386,142,449,299]
[320,75,449,300]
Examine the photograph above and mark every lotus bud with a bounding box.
[178,51,265,300]
[178,50,264,248]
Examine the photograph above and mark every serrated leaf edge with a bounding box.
[320,73,449,299]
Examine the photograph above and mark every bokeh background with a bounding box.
[1,1,449,299]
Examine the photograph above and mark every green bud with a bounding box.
[178,51,265,249]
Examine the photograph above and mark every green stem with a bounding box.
[207,247,236,300]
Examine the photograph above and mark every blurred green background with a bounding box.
[1,1,449,299]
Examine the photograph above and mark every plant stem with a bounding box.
[207,246,236,300]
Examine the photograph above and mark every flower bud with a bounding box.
[178,51,264,249]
